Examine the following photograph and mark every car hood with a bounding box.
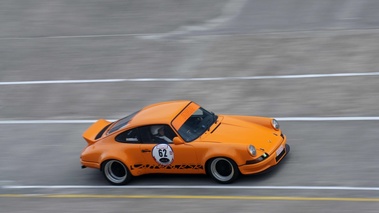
[199,115,283,153]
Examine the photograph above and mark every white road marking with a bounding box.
[1,72,379,86]
[0,117,378,125]
[0,33,144,40]
[0,79,125,85]
[0,120,99,124]
[2,29,379,41]
[2,185,379,191]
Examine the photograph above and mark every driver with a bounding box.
[150,125,172,143]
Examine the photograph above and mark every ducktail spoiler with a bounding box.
[82,119,112,145]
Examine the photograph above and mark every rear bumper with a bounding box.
[80,159,100,169]
[239,143,290,175]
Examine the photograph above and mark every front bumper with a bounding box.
[239,143,290,175]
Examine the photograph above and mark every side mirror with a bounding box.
[173,137,185,145]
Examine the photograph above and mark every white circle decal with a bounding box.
[152,144,174,166]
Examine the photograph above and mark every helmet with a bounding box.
[150,125,163,135]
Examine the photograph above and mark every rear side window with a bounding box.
[115,128,140,143]
[108,111,139,134]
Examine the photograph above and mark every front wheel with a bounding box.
[207,157,239,184]
[102,160,132,185]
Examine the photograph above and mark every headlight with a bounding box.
[248,145,256,156]
[271,119,280,130]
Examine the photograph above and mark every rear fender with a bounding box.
[98,152,143,176]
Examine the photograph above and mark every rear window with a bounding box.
[108,111,139,134]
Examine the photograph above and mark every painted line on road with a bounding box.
[0,79,125,85]
[1,117,379,124]
[1,72,379,86]
[0,33,145,40]
[3,185,379,191]
[0,120,99,124]
[0,194,378,202]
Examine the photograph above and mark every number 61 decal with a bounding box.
[152,144,174,166]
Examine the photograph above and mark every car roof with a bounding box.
[128,100,193,127]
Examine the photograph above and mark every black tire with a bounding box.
[102,160,132,185]
[207,157,239,184]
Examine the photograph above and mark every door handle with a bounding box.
[141,149,151,153]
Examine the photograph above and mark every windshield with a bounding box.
[175,107,217,142]
[108,111,139,134]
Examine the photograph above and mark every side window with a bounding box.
[115,128,140,143]
[163,125,177,141]
[139,125,178,144]
[139,124,176,144]
[139,126,155,143]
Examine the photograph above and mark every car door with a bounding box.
[114,128,146,176]
[138,125,202,174]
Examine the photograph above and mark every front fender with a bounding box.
[200,143,250,167]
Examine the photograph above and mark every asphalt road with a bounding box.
[1,0,379,212]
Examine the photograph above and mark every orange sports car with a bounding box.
[81,100,289,184]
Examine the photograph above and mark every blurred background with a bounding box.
[1,0,379,212]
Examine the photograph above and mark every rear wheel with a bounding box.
[102,160,132,185]
[207,157,239,184]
